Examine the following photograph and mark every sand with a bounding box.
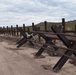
[0,34,76,75]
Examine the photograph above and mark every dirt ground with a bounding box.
[0,34,76,75]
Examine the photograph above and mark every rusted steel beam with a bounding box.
[51,25,76,72]
[16,25,19,36]
[44,21,47,31]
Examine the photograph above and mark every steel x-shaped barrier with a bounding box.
[51,25,76,72]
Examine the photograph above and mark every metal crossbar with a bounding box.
[16,27,34,48]
[17,27,58,57]
[51,25,76,72]
[17,26,41,48]
[35,32,58,57]
[31,31,76,37]
[17,38,76,52]
[34,42,76,60]
[16,26,76,72]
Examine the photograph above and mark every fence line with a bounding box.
[0,18,76,39]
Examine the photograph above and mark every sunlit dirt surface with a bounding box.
[0,34,76,75]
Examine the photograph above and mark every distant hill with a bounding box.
[37,20,76,30]
[27,20,76,31]
[35,22,61,30]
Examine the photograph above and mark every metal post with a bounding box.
[11,25,13,36]
[16,25,18,36]
[23,24,25,32]
[9,27,11,35]
[3,26,5,35]
[62,18,65,33]
[32,22,34,31]
[75,25,76,34]
[13,28,16,36]
[44,21,47,32]
[27,27,30,34]
[7,26,9,34]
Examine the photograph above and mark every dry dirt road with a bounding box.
[0,40,55,75]
[0,35,76,75]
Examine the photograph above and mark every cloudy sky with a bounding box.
[0,0,76,27]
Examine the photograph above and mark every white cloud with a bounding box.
[0,0,76,27]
